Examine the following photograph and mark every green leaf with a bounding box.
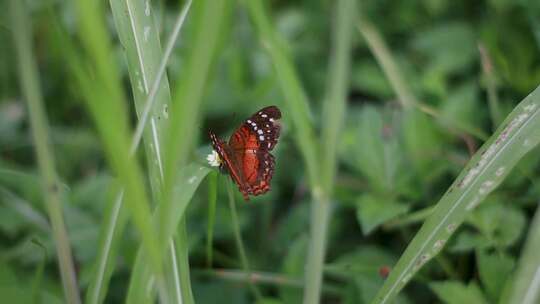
[476,250,515,301]
[352,60,393,99]
[412,22,476,76]
[430,281,488,304]
[356,194,410,235]
[401,108,443,175]
[467,201,526,248]
[328,246,396,277]
[342,106,406,193]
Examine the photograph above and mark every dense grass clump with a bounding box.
[2,0,540,303]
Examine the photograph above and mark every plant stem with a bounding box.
[10,1,81,303]
[303,198,332,304]
[226,180,263,301]
[207,171,218,268]
[357,16,418,108]
[304,0,355,303]
[478,43,503,129]
[357,17,489,141]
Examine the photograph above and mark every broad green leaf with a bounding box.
[476,249,515,301]
[356,194,410,235]
[467,201,526,248]
[342,106,405,193]
[352,60,393,99]
[412,22,476,76]
[430,281,488,304]
[401,108,443,175]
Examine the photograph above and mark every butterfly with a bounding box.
[209,106,281,201]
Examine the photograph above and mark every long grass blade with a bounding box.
[357,16,489,140]
[98,0,193,302]
[303,1,356,303]
[9,1,81,302]
[226,179,263,300]
[507,206,540,304]
[371,86,540,304]
[126,164,210,303]
[206,170,218,268]
[244,0,320,188]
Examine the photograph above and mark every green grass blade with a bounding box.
[86,189,128,304]
[109,0,174,190]
[126,164,210,303]
[357,17,489,141]
[507,206,540,304]
[9,1,81,303]
[103,0,193,302]
[162,0,231,191]
[226,179,263,301]
[174,223,195,304]
[30,239,47,304]
[160,0,231,246]
[303,1,356,303]
[67,0,167,299]
[244,0,320,188]
[206,170,218,268]
[479,44,503,129]
[371,86,540,304]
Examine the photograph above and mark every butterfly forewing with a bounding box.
[230,105,281,151]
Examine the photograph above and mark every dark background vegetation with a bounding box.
[1,0,540,303]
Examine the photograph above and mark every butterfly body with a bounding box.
[209,106,281,201]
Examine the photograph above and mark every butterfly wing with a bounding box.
[209,131,251,200]
[228,106,281,199]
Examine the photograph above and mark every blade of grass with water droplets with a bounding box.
[371,86,540,304]
[86,1,194,302]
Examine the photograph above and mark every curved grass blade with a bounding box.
[507,206,540,304]
[371,86,540,304]
[126,164,210,304]
[85,1,193,303]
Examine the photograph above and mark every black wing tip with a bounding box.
[262,105,281,119]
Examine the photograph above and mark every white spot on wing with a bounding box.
[261,114,267,118]
[257,130,263,135]
[259,136,265,141]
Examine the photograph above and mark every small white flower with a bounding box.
[207,150,221,167]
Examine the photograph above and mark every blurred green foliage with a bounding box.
[1,0,540,303]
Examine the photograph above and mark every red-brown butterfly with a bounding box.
[209,106,281,201]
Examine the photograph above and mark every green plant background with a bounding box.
[1,0,540,303]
